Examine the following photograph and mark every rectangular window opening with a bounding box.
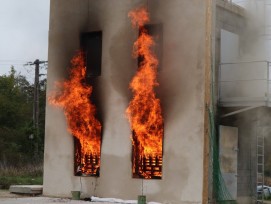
[133,24,164,179]
[81,31,102,77]
[73,31,103,177]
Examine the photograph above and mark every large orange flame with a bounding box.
[49,51,102,176]
[127,7,164,179]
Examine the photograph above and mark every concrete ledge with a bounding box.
[9,185,43,195]
[216,0,246,17]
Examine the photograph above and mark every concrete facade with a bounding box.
[215,2,271,204]
[219,126,238,200]
[220,107,271,203]
[44,1,213,203]
[215,0,246,105]
[214,2,260,203]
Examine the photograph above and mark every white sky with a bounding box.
[0,0,50,80]
[0,0,269,80]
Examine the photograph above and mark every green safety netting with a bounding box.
[208,108,236,203]
[208,46,237,203]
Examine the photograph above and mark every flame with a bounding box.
[49,51,102,176]
[127,7,164,179]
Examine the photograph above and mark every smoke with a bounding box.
[220,1,271,197]
[87,0,208,128]
[220,1,270,102]
[146,0,207,125]
[239,0,267,61]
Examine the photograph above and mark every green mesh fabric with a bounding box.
[208,108,237,203]
[208,48,236,203]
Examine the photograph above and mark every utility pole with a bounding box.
[25,59,47,160]
[34,60,39,139]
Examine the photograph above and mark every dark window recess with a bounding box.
[138,24,163,71]
[81,31,102,77]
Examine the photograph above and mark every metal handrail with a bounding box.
[218,61,271,106]
[221,79,268,82]
[220,60,271,65]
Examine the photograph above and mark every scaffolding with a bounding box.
[214,1,271,203]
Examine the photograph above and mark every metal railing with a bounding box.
[218,61,271,107]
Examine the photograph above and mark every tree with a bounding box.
[0,66,46,166]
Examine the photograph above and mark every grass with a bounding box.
[0,163,43,189]
[0,176,43,189]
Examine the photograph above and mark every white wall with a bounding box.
[221,29,239,63]
[44,1,211,203]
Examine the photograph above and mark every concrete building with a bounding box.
[217,0,271,204]
[44,0,267,203]
[44,1,213,204]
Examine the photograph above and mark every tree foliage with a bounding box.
[0,67,46,166]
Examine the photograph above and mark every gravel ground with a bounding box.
[1,190,271,204]
[0,196,117,204]
[0,190,151,204]
[0,190,23,198]
[0,190,114,204]
[0,197,92,204]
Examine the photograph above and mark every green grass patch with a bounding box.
[0,163,43,189]
[0,176,43,189]
[0,164,43,177]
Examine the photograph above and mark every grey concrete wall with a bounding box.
[214,1,246,106]
[215,0,245,66]
[219,126,238,200]
[44,1,211,203]
[220,106,271,203]
[215,5,250,203]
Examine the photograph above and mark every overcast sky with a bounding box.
[0,0,50,80]
[0,0,268,81]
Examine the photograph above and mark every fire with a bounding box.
[49,51,102,176]
[127,7,164,179]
